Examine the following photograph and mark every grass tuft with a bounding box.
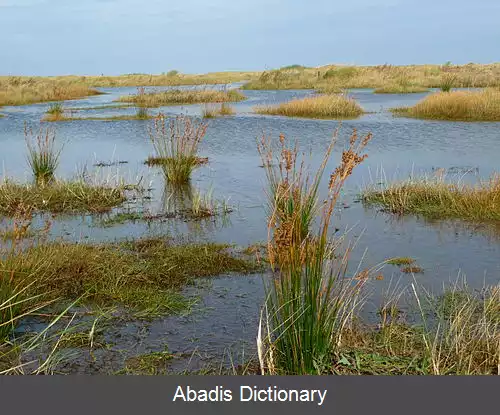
[148,114,208,184]
[255,94,364,119]
[24,124,62,185]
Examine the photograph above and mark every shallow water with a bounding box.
[2,86,500,372]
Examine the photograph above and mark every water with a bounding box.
[2,86,500,372]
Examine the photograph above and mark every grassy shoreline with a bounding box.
[391,89,500,121]
[363,175,500,221]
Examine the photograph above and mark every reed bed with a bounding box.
[257,128,373,374]
[0,77,101,106]
[118,88,245,107]
[255,94,364,119]
[363,175,500,221]
[391,89,500,121]
[148,114,208,184]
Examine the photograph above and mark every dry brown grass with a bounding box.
[391,89,500,121]
[255,94,364,119]
[244,63,500,91]
[0,77,102,106]
[202,102,235,117]
[117,88,245,107]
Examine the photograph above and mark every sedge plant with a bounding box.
[257,128,373,375]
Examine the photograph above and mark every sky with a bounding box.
[0,0,499,75]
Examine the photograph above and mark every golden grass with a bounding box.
[374,85,429,94]
[391,89,500,121]
[117,88,245,107]
[243,63,500,90]
[255,94,364,119]
[202,102,235,117]
[363,175,500,222]
[50,71,259,87]
[0,77,102,106]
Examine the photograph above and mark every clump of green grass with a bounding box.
[24,125,62,185]
[148,114,208,184]
[117,88,246,107]
[363,175,500,222]
[255,94,364,119]
[257,128,373,375]
[0,238,259,318]
[391,89,500,121]
[0,179,126,216]
[202,102,234,118]
[387,257,416,266]
[98,212,143,227]
[43,103,65,121]
[190,187,232,218]
[122,348,173,375]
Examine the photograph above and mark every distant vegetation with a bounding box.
[255,94,364,119]
[0,77,102,106]
[391,89,500,121]
[117,88,246,107]
[243,63,500,91]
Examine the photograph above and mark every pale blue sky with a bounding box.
[1,0,499,75]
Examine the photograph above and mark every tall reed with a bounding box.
[257,128,373,374]
[148,114,208,184]
[24,124,62,185]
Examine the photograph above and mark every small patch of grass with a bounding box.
[391,89,500,121]
[387,257,416,266]
[202,102,235,118]
[0,180,126,216]
[374,85,429,94]
[148,114,208,184]
[68,104,135,111]
[117,88,246,107]
[401,266,424,274]
[46,114,156,122]
[0,238,260,318]
[145,156,208,168]
[363,175,500,222]
[25,125,62,185]
[58,330,108,349]
[122,349,173,375]
[255,94,364,119]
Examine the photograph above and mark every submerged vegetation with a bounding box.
[255,94,364,119]
[117,88,245,107]
[148,114,208,184]
[363,175,500,222]
[391,89,500,121]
